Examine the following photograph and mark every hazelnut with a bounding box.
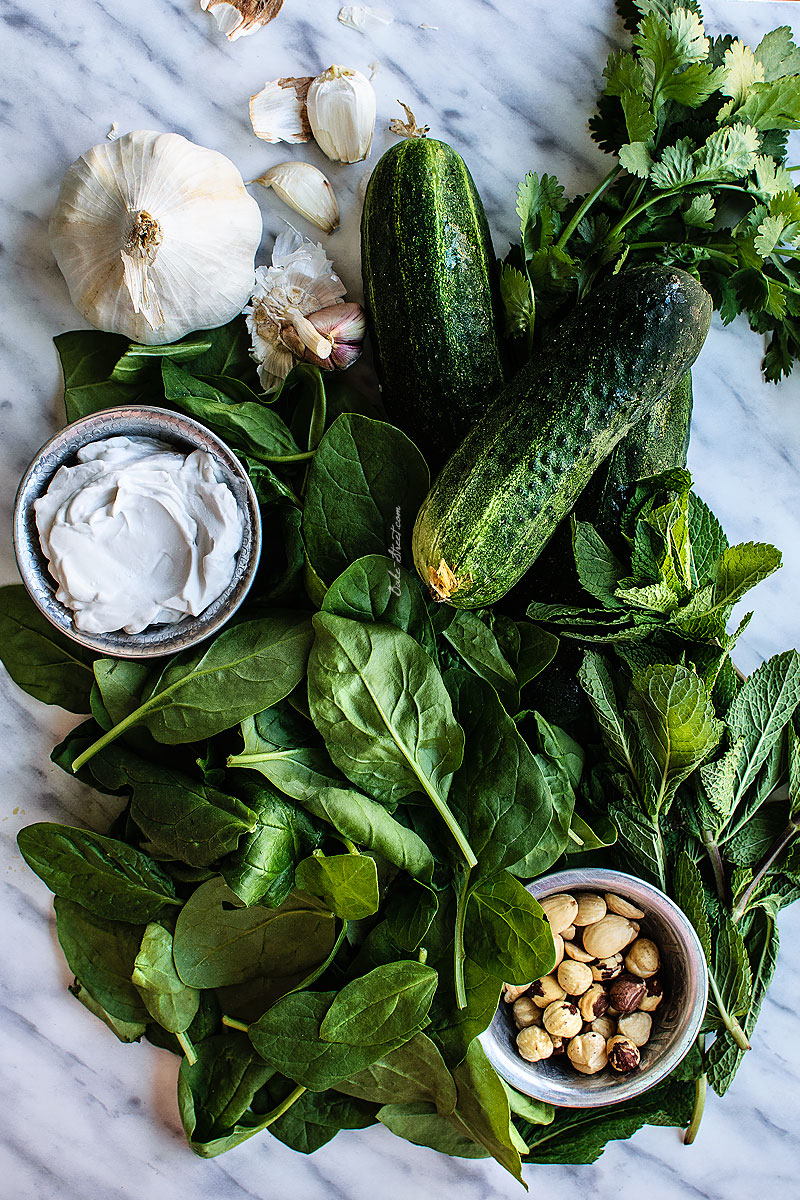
[568,1031,608,1075]
[609,974,646,1015]
[618,1011,652,1047]
[561,924,576,942]
[591,953,624,982]
[564,940,595,964]
[502,982,531,1003]
[582,915,638,959]
[530,974,566,1009]
[591,1015,616,1040]
[573,893,607,926]
[579,983,610,1022]
[552,933,565,968]
[557,959,593,996]
[516,1026,554,1063]
[541,893,579,935]
[550,1035,566,1056]
[625,937,660,978]
[542,1000,583,1039]
[607,1035,641,1073]
[638,975,664,1012]
[512,996,541,1029]
[605,892,645,920]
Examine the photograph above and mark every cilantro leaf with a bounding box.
[499,264,534,340]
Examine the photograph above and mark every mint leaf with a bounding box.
[578,652,640,781]
[727,649,800,806]
[713,542,782,609]
[572,521,625,606]
[688,492,729,587]
[626,664,723,816]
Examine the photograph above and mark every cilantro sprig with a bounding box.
[503,0,800,380]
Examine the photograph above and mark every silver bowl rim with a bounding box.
[478,866,709,1108]
[12,405,262,660]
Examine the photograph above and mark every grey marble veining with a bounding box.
[2,1,800,1197]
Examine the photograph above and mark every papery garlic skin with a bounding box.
[250,77,313,144]
[257,162,340,234]
[307,66,376,164]
[306,303,366,369]
[244,232,347,391]
[50,131,262,345]
[201,0,284,40]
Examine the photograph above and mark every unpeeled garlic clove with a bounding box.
[250,77,313,144]
[307,302,366,368]
[201,0,284,41]
[307,65,376,163]
[256,162,340,234]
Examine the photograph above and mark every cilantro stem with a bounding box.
[605,182,750,245]
[707,971,751,1052]
[701,830,728,905]
[453,867,472,1011]
[731,817,800,924]
[555,166,621,251]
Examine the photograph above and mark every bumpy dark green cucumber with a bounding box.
[361,138,504,465]
[412,268,712,608]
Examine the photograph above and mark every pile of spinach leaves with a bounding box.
[3,317,798,1178]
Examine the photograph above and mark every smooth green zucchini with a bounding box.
[361,137,504,465]
[412,268,712,608]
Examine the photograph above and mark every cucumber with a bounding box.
[361,138,504,465]
[412,268,712,609]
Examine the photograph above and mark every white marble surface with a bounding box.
[2,1,800,1196]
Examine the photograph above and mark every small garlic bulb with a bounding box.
[50,130,263,345]
[307,66,376,164]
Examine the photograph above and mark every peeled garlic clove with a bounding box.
[50,131,262,345]
[307,65,376,164]
[250,77,313,144]
[201,0,284,41]
[256,162,340,234]
[307,302,366,369]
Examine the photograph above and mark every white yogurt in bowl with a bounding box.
[34,435,245,635]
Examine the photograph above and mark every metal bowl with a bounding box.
[13,406,261,659]
[479,867,708,1107]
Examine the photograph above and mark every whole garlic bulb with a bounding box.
[49,130,263,345]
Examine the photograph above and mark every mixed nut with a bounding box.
[503,891,665,1077]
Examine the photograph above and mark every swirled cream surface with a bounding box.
[34,435,244,635]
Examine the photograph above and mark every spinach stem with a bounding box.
[257,1084,307,1129]
[453,868,472,1011]
[707,970,751,1051]
[221,1015,251,1032]
[555,166,621,251]
[176,1030,197,1066]
[701,830,728,905]
[731,818,800,924]
[684,1070,707,1145]
[71,702,157,771]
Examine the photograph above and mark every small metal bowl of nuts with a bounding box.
[478,867,708,1107]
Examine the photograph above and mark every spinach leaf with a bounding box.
[221,782,321,908]
[310,788,436,885]
[0,585,95,711]
[132,919,201,1034]
[465,871,555,984]
[248,989,414,1090]
[110,337,213,382]
[447,1039,525,1183]
[72,614,314,768]
[385,881,439,951]
[444,670,555,878]
[266,1089,375,1153]
[17,823,180,923]
[443,611,520,711]
[68,978,147,1043]
[294,853,380,920]
[335,1031,457,1114]
[92,658,152,725]
[377,1102,490,1158]
[162,361,305,463]
[54,330,149,421]
[229,704,347,799]
[86,744,258,868]
[177,1031,276,1157]
[319,961,437,1047]
[54,898,148,1023]
[322,554,437,658]
[172,876,337,989]
[308,613,472,864]
[303,414,429,584]
[182,316,257,382]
